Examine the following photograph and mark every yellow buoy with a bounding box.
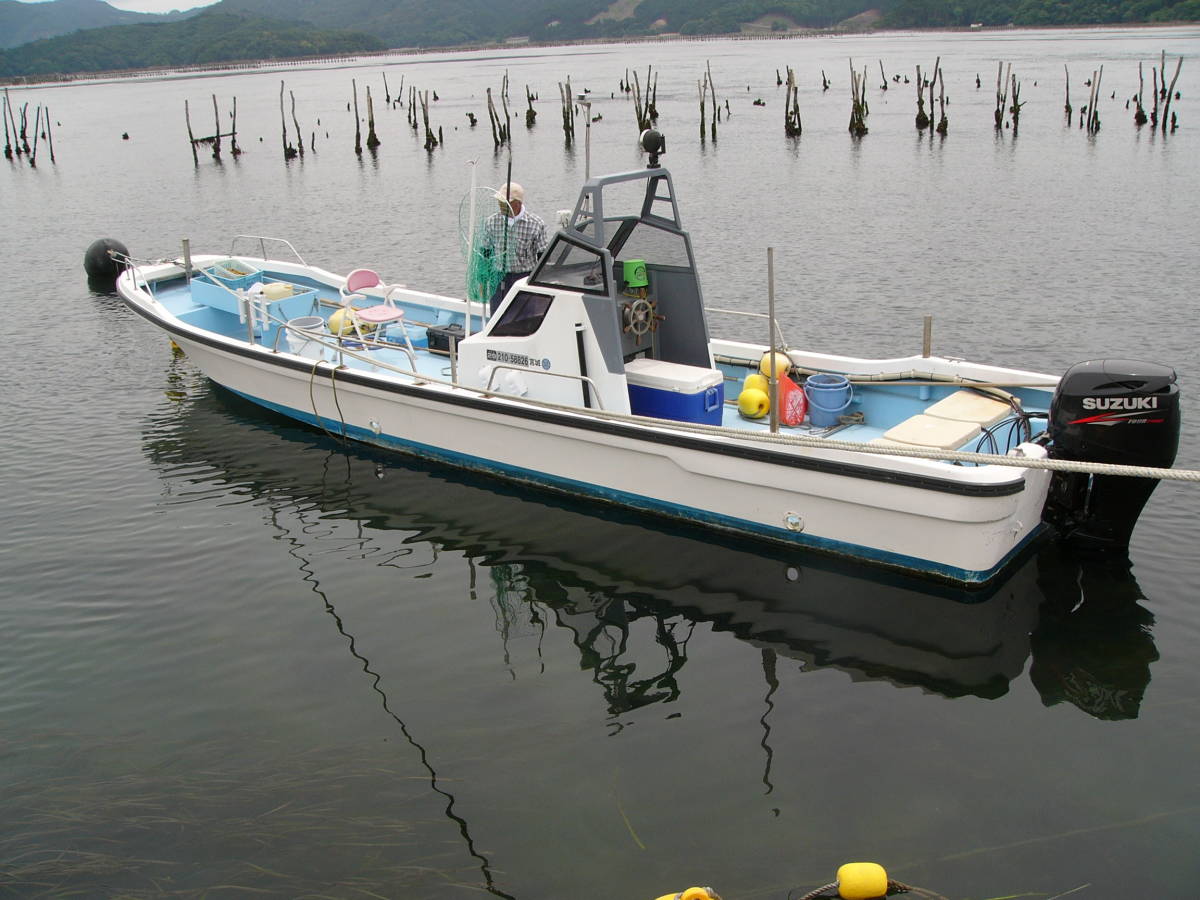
[836,862,888,900]
[737,388,770,419]
[759,351,791,378]
[328,308,357,336]
[744,372,769,394]
[653,888,720,900]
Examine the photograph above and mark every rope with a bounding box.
[328,361,348,440]
[307,359,346,443]
[262,314,1200,485]
[789,880,949,900]
[300,330,1200,483]
[790,883,838,900]
[887,881,950,899]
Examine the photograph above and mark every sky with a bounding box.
[105,0,220,11]
[16,0,222,13]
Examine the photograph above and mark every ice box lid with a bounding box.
[625,358,724,393]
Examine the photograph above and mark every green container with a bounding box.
[623,259,649,289]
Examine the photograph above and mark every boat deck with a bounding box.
[147,271,1050,460]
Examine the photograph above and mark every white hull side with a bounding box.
[175,332,1047,583]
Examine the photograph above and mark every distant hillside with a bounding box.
[880,0,1200,28]
[2,0,1197,78]
[210,1,886,46]
[0,10,384,78]
[0,0,191,49]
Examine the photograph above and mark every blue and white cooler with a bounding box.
[625,358,725,425]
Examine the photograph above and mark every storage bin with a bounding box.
[626,357,725,425]
[190,262,263,315]
[427,323,465,355]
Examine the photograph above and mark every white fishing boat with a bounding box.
[115,131,1181,585]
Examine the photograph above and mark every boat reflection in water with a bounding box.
[145,379,1159,722]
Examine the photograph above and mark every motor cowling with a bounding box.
[1042,359,1180,552]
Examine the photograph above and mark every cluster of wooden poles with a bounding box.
[170,50,1185,166]
[3,86,55,166]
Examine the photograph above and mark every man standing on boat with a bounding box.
[482,182,548,315]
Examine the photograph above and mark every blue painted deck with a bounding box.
[153,270,1050,458]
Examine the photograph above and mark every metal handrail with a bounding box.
[229,234,308,265]
[484,364,607,410]
[269,318,418,372]
[705,305,789,349]
[109,250,166,298]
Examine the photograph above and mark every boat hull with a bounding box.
[168,326,1049,585]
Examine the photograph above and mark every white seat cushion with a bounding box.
[924,390,1012,427]
[883,414,981,450]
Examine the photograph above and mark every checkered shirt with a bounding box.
[482,209,549,274]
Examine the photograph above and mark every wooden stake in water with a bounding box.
[366,86,379,150]
[45,105,54,163]
[287,92,300,158]
[211,94,220,159]
[352,78,362,155]
[185,99,197,165]
[768,247,779,435]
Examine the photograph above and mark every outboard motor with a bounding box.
[1043,359,1180,552]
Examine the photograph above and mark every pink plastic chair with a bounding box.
[338,268,415,359]
[338,268,383,307]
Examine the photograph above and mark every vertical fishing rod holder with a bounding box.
[182,238,193,283]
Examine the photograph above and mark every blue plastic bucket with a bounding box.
[804,374,853,427]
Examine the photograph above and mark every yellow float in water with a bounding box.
[836,861,888,900]
[653,888,721,900]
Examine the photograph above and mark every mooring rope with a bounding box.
[224,311,1200,485]
[307,358,347,443]
[791,879,949,900]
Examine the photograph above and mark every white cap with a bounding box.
[495,182,524,203]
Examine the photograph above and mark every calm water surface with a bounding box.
[3,26,1199,899]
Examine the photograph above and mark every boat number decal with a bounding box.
[487,349,551,370]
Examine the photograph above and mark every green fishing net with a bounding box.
[459,186,506,304]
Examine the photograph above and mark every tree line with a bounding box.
[2,0,1196,80]
[0,12,383,79]
[881,0,1200,28]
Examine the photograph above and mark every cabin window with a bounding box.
[529,235,609,295]
[614,221,692,270]
[489,291,554,337]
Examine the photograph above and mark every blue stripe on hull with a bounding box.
[225,385,1044,585]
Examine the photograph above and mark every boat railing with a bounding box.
[484,364,607,411]
[229,234,308,266]
[269,316,419,373]
[110,249,175,299]
[705,306,789,350]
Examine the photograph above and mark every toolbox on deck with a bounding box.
[427,323,465,355]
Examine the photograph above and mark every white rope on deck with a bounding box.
[141,271,1196,487]
[286,328,1200,484]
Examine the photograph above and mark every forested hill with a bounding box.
[1,0,1197,80]
[214,0,1200,44]
[0,0,189,49]
[0,11,383,78]
[189,0,885,46]
[880,0,1200,28]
